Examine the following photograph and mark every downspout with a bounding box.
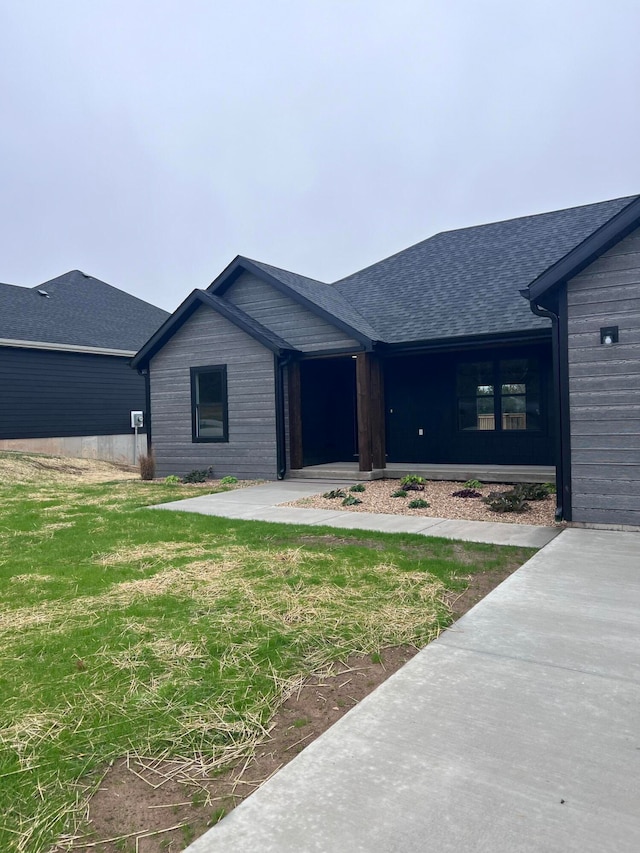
[527,300,566,522]
[274,354,288,480]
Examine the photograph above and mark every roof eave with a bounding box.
[526,195,640,303]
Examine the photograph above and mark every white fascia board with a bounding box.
[0,338,136,357]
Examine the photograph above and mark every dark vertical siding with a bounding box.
[567,229,640,525]
[225,272,360,352]
[150,304,278,479]
[0,346,146,438]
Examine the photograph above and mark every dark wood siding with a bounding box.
[225,272,361,352]
[150,304,278,479]
[0,346,145,439]
[384,344,554,466]
[567,229,640,526]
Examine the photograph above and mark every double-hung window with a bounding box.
[191,365,228,442]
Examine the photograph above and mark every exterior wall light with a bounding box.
[600,326,619,346]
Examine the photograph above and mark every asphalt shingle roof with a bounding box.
[332,195,639,343]
[0,270,169,351]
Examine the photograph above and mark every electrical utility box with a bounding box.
[130,411,144,429]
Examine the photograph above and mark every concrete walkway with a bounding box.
[186,527,640,853]
[151,481,559,548]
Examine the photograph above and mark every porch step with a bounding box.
[288,466,385,482]
[288,462,555,484]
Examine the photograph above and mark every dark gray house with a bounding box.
[0,270,169,464]
[133,195,640,527]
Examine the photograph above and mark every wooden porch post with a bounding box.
[288,360,303,470]
[356,352,386,471]
[370,355,386,470]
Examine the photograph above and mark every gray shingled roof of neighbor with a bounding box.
[0,270,170,352]
[331,195,639,343]
[245,258,382,341]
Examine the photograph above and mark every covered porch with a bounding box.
[287,340,555,480]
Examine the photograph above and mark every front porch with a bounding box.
[287,461,555,484]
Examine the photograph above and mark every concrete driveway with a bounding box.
[186,527,640,853]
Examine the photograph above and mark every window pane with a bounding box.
[499,359,541,431]
[457,362,496,430]
[195,369,226,439]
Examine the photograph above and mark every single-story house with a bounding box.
[0,270,169,464]
[132,194,640,528]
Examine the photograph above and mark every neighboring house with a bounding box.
[0,270,169,464]
[132,195,640,527]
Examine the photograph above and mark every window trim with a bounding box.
[190,364,229,443]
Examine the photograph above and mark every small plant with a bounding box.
[452,488,482,498]
[342,495,362,506]
[408,497,430,509]
[400,475,425,491]
[542,481,556,495]
[513,483,552,502]
[182,466,215,484]
[391,489,408,498]
[483,490,530,513]
[139,450,156,481]
[323,489,346,499]
[164,474,180,485]
[464,479,483,489]
[220,475,238,485]
[349,483,366,492]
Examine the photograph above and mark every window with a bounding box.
[191,365,228,442]
[457,358,541,432]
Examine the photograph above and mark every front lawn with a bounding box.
[0,460,534,852]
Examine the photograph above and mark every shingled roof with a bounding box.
[332,195,639,343]
[0,270,169,352]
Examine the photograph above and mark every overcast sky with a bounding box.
[1,1,639,311]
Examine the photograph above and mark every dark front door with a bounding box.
[300,357,357,466]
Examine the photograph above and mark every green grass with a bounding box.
[0,473,535,851]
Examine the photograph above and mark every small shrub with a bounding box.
[164,474,180,485]
[464,479,483,489]
[323,489,346,499]
[139,450,156,481]
[483,490,530,513]
[342,495,362,506]
[400,475,425,491]
[391,489,408,498]
[452,488,482,498]
[220,475,238,485]
[513,483,551,502]
[349,483,366,492]
[182,466,215,484]
[542,481,556,495]
[408,497,430,509]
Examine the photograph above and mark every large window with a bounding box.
[457,358,541,432]
[191,365,228,442]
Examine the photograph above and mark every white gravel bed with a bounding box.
[284,479,558,526]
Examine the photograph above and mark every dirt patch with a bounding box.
[0,452,139,485]
[68,567,517,853]
[285,478,557,526]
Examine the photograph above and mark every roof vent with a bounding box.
[37,289,50,298]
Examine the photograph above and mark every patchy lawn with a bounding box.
[0,454,535,852]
